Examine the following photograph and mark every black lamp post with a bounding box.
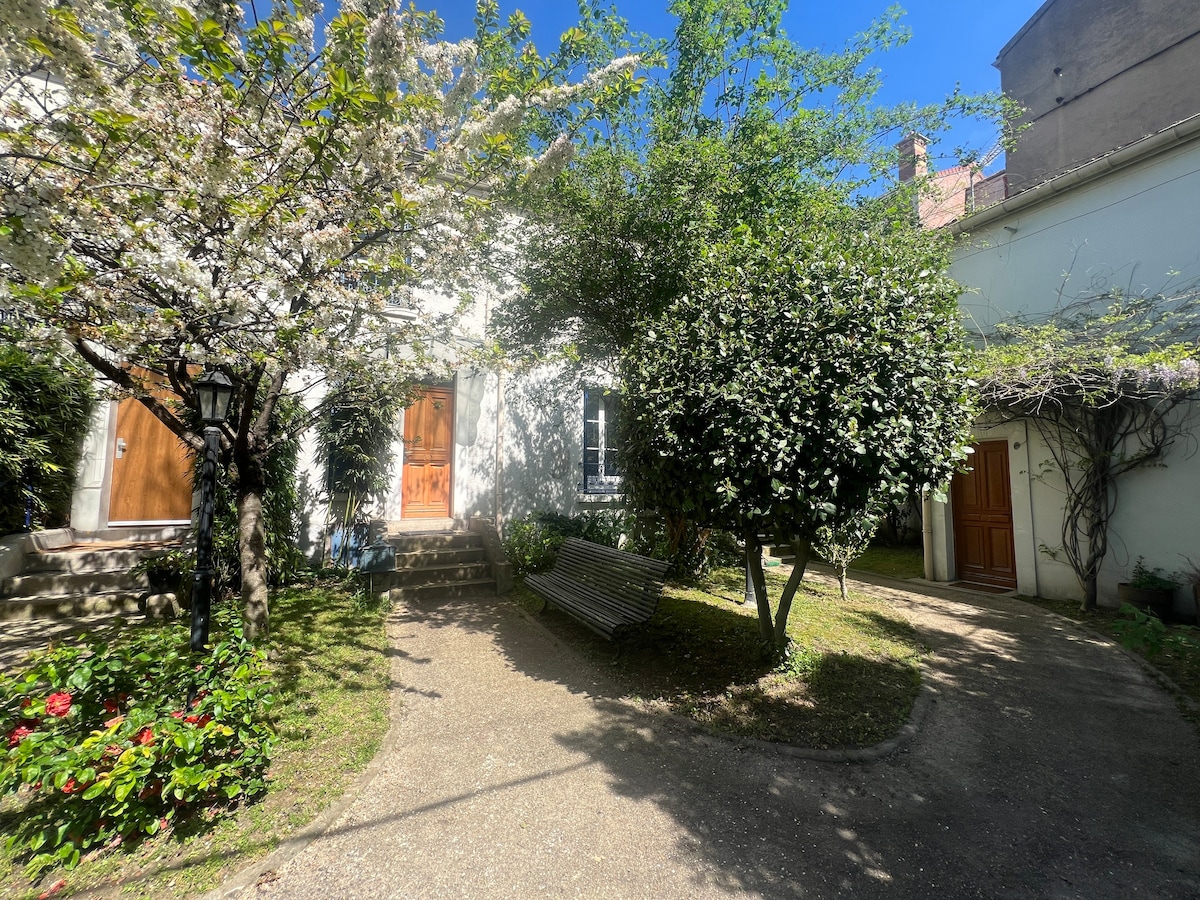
[191,370,235,652]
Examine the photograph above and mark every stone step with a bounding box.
[393,547,486,569]
[387,532,482,553]
[0,591,147,622]
[388,563,493,587]
[21,546,167,575]
[3,569,148,597]
[387,579,496,602]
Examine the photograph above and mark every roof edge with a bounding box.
[950,113,1200,235]
[994,0,1059,65]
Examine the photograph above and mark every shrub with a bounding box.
[0,343,95,535]
[502,510,627,577]
[0,615,275,878]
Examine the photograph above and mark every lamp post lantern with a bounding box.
[191,370,234,652]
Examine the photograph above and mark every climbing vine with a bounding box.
[977,290,1200,609]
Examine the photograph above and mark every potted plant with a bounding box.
[1179,556,1200,626]
[1117,556,1177,621]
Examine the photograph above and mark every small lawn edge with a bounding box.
[510,584,934,764]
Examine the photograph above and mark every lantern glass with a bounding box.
[195,371,234,424]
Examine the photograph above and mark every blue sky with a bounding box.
[428,1,1049,170]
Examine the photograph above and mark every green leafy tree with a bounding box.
[623,222,974,653]
[815,497,888,602]
[316,377,413,563]
[493,0,1010,369]
[977,291,1200,610]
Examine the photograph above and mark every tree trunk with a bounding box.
[773,537,811,651]
[238,483,270,639]
[744,529,774,650]
[837,567,848,601]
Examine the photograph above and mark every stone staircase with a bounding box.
[381,531,497,601]
[0,529,183,621]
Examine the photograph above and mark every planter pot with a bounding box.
[1117,583,1175,621]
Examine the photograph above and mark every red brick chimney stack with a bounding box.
[897,132,929,182]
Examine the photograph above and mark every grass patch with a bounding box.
[515,565,925,749]
[847,544,925,580]
[1018,595,1200,725]
[0,581,390,899]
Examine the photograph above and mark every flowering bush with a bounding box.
[0,616,275,878]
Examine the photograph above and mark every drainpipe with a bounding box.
[922,491,935,581]
[494,372,505,532]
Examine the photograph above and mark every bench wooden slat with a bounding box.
[525,539,668,640]
[529,572,654,624]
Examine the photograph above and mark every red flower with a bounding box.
[170,711,184,719]
[61,776,80,794]
[45,692,72,718]
[135,726,154,746]
[36,876,66,898]
[7,724,34,747]
[103,698,120,714]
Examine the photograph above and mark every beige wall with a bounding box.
[999,0,1200,191]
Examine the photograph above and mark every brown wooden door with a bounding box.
[401,387,453,519]
[108,399,194,524]
[951,440,1017,589]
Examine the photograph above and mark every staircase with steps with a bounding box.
[1,536,181,622]
[380,531,498,601]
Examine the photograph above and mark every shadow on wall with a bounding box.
[498,372,579,527]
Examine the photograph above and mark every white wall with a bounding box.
[941,135,1200,612]
[953,137,1200,336]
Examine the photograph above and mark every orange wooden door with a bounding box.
[951,440,1017,589]
[401,387,453,519]
[108,399,194,524]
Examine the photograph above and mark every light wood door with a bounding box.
[951,440,1017,589]
[108,399,194,524]
[401,387,453,519]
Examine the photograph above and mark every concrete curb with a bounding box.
[201,616,410,900]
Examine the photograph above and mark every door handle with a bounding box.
[115,438,127,459]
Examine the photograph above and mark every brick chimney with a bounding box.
[897,132,929,182]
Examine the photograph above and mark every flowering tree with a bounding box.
[978,291,1200,610]
[0,0,638,636]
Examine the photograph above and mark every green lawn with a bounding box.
[0,580,391,900]
[513,564,926,749]
[847,544,925,580]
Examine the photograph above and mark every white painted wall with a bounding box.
[940,135,1200,613]
[953,136,1200,335]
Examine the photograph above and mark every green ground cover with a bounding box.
[513,565,926,749]
[1,581,390,899]
[847,545,925,580]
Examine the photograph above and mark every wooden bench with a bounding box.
[525,538,671,640]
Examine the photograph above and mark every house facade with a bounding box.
[922,0,1200,613]
[67,281,619,560]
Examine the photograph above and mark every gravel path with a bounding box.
[227,577,1199,899]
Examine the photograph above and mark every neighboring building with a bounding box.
[998,0,1200,193]
[921,0,1200,614]
[897,133,1005,229]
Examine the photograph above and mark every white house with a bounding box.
[922,0,1200,614]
